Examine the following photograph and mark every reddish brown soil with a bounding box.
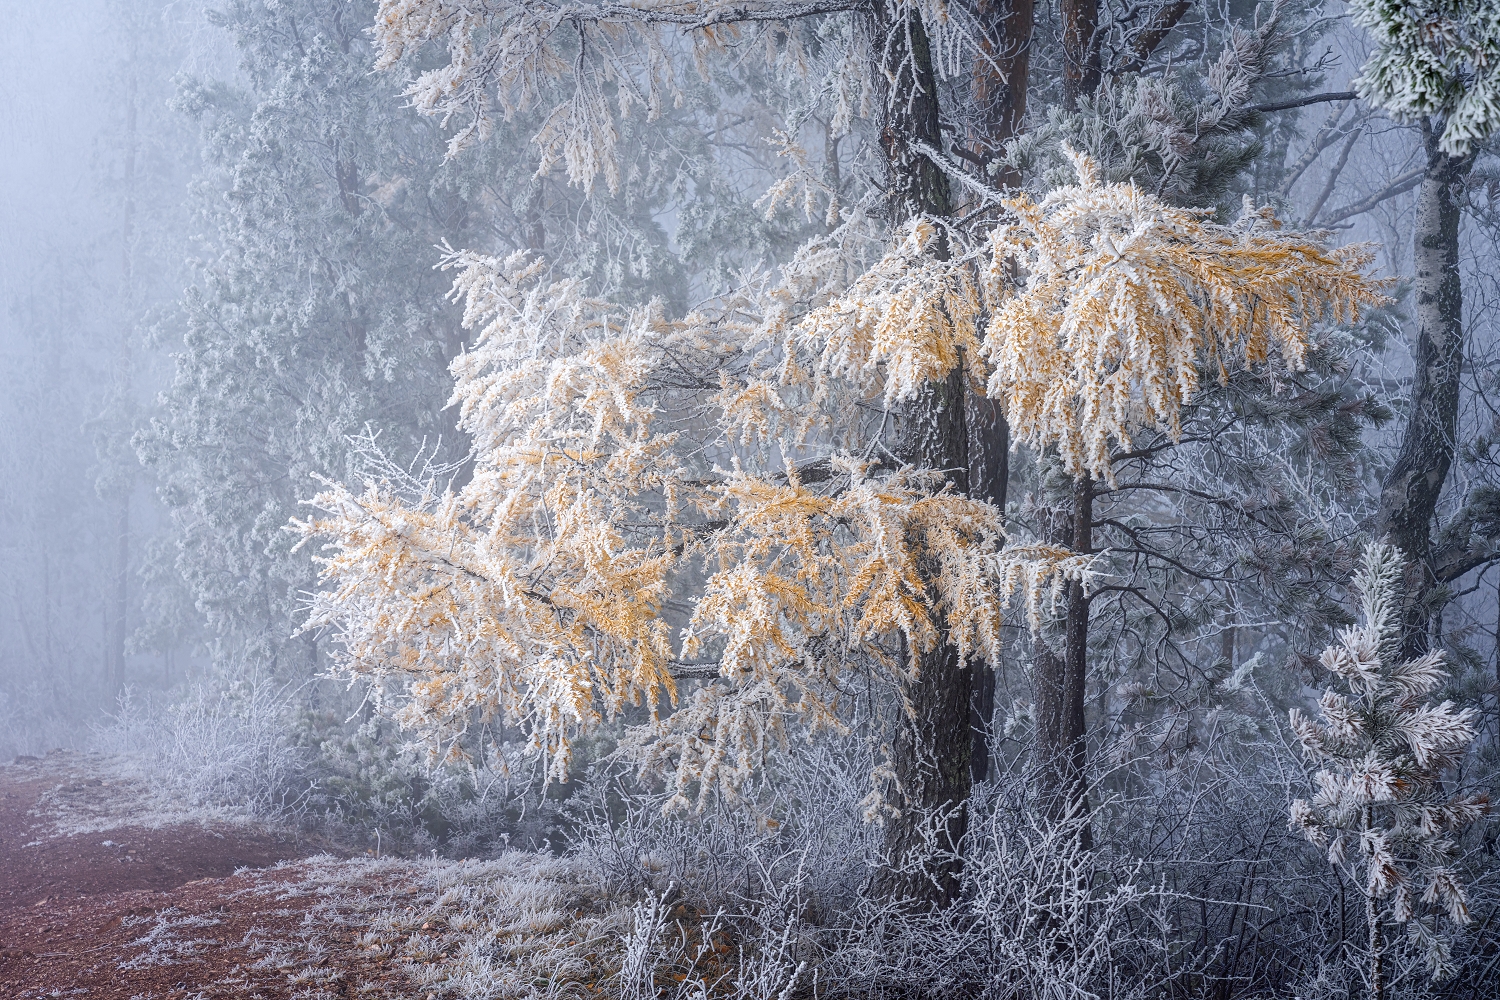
[0,753,409,999]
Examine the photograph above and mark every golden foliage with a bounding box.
[293,240,1082,801]
[294,151,1384,802]
[983,147,1388,484]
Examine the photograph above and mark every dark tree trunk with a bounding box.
[1035,0,1101,839]
[867,0,971,907]
[965,0,1030,783]
[968,0,1033,187]
[872,3,952,225]
[1033,474,1091,844]
[1059,475,1093,847]
[1375,120,1471,658]
[1061,0,1101,108]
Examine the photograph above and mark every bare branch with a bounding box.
[1318,167,1425,226]
[1248,91,1359,114]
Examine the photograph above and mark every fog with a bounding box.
[1,2,207,744]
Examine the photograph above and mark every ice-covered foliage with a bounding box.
[369,0,947,195]
[292,146,1384,805]
[1352,0,1500,154]
[1288,543,1488,982]
[92,681,312,818]
[981,148,1385,483]
[140,0,800,686]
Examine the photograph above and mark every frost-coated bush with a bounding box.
[307,717,585,856]
[569,742,1181,1000]
[94,680,311,815]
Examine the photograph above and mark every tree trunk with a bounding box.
[1375,119,1471,658]
[1059,475,1092,847]
[965,0,1030,784]
[1363,803,1385,1000]
[1036,0,1101,840]
[867,0,971,906]
[110,498,130,693]
[871,4,952,225]
[968,0,1033,187]
[1034,473,1092,844]
[1061,0,1101,108]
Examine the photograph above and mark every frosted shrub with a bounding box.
[95,679,311,817]
[1287,543,1488,995]
[572,743,1177,1000]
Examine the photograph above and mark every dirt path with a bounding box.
[0,752,634,1000]
[0,752,404,999]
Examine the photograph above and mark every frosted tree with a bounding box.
[295,128,1385,913]
[1350,0,1500,654]
[1288,543,1488,998]
[317,2,1397,915]
[1353,0,1500,156]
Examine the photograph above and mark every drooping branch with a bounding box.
[1317,167,1425,226]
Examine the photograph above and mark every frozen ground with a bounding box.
[0,752,660,999]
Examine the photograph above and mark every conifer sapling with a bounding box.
[1288,543,1488,991]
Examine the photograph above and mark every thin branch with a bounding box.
[913,140,1011,205]
[1304,126,1361,225]
[1280,103,1360,198]
[1318,167,1425,226]
[1247,91,1359,114]
[669,659,723,679]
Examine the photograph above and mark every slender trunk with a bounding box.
[1060,475,1092,848]
[1375,119,1471,658]
[867,0,970,906]
[1036,0,1100,838]
[965,0,1029,783]
[1034,474,1092,841]
[524,178,545,252]
[111,499,130,693]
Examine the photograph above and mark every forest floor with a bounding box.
[0,751,629,1000]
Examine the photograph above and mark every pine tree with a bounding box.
[1288,542,1488,996]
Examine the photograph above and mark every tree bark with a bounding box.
[1061,0,1101,109]
[1036,0,1101,841]
[1034,473,1091,844]
[1363,803,1386,1000]
[968,0,1032,187]
[1375,120,1471,658]
[868,0,971,907]
[965,0,1029,784]
[1059,475,1092,847]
